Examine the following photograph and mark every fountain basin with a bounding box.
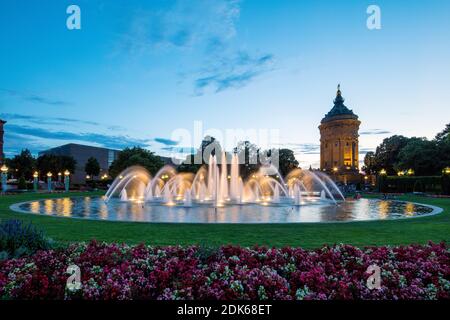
[10,197,442,224]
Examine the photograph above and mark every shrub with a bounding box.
[442,174,450,195]
[0,220,52,259]
[414,179,425,192]
[17,176,27,190]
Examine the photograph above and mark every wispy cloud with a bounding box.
[275,143,320,155]
[119,0,240,54]
[360,129,391,135]
[0,89,71,106]
[194,52,275,95]
[154,137,179,146]
[0,113,99,127]
[117,0,274,95]
[5,124,148,151]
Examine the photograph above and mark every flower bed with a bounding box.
[0,241,448,300]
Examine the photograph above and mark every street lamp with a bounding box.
[379,169,387,176]
[407,169,415,176]
[58,172,62,183]
[47,172,53,192]
[444,167,450,175]
[33,171,39,192]
[1,165,8,193]
[64,170,70,192]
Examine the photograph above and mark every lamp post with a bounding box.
[1,165,8,193]
[64,170,70,192]
[33,171,39,192]
[58,172,62,183]
[47,172,53,192]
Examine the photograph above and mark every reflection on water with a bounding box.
[17,197,436,224]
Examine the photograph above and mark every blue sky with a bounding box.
[1,0,449,168]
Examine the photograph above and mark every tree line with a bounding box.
[363,123,450,176]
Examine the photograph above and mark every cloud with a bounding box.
[194,52,275,95]
[116,0,274,95]
[0,113,99,127]
[359,147,376,154]
[154,137,179,146]
[5,124,149,151]
[274,143,320,155]
[360,129,391,135]
[0,89,71,106]
[161,146,196,154]
[119,0,240,54]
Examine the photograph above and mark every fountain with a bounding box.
[105,153,345,210]
[17,155,442,223]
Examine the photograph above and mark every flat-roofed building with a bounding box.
[39,143,119,184]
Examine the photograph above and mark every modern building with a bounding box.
[39,143,120,184]
[0,119,5,163]
[319,85,361,184]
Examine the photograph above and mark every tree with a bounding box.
[109,147,164,177]
[435,123,450,143]
[85,157,100,178]
[373,135,410,175]
[277,149,299,177]
[9,149,36,180]
[362,151,377,175]
[235,141,260,180]
[36,154,76,178]
[178,136,220,173]
[396,138,440,176]
[435,123,450,170]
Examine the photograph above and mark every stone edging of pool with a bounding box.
[8,196,445,225]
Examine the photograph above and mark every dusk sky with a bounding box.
[1,0,449,168]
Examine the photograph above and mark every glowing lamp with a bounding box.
[33,171,39,178]
[0,165,7,173]
[47,172,53,178]
[64,170,70,176]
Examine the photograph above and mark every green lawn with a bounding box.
[1,192,449,248]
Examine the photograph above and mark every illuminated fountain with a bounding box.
[105,153,345,208]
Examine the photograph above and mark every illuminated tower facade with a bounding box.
[319,85,361,183]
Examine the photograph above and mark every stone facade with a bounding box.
[319,86,361,184]
[0,119,5,164]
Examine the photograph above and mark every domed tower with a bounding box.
[319,85,361,183]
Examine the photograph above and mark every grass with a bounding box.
[1,191,449,248]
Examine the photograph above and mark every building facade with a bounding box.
[319,86,361,184]
[0,119,5,164]
[39,143,120,184]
